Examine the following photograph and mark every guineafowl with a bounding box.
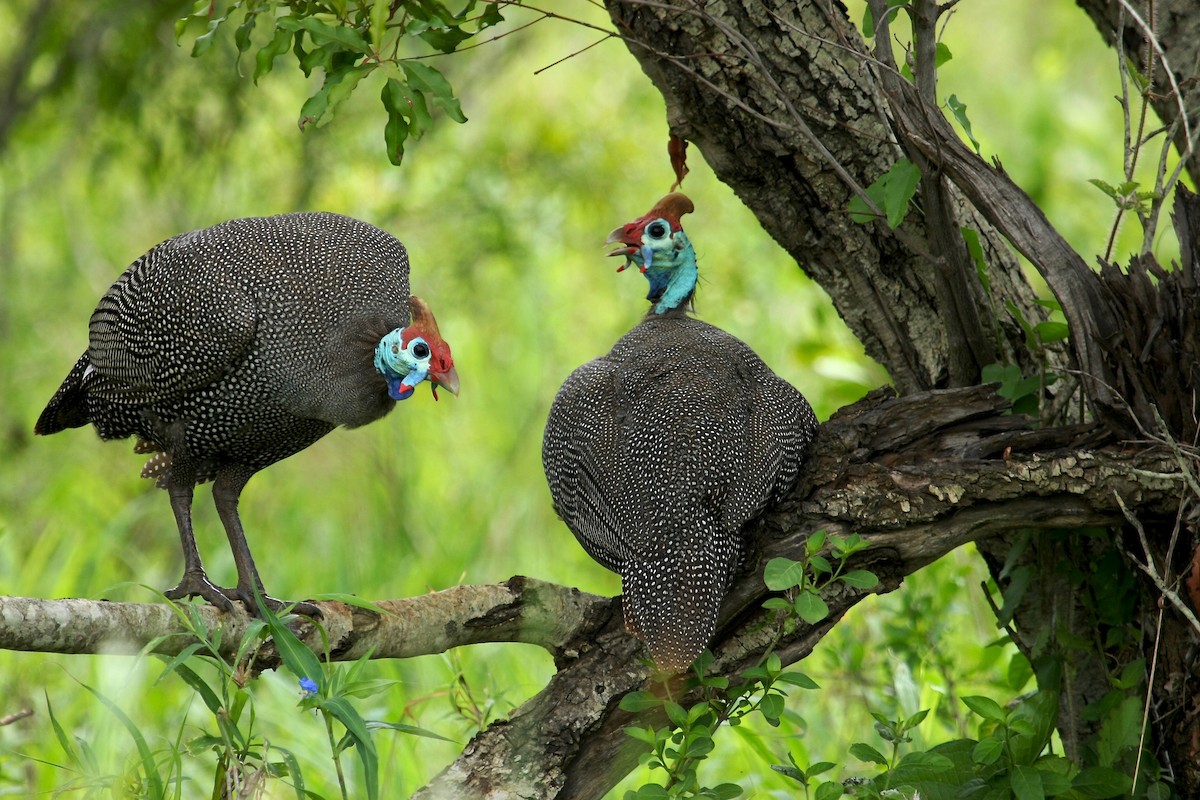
[542,194,817,672]
[36,212,459,616]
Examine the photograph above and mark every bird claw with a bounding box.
[163,571,239,614]
[163,572,322,619]
[227,586,323,620]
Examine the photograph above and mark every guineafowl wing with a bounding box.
[86,232,257,405]
[543,358,629,573]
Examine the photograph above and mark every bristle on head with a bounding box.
[407,296,442,341]
[606,192,696,255]
[644,192,694,232]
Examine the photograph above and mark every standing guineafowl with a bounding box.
[35,212,459,616]
[543,194,817,672]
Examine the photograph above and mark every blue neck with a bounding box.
[644,237,698,314]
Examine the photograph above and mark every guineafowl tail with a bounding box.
[34,353,91,435]
[621,525,741,673]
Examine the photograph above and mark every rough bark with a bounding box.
[599,0,1200,794]
[603,0,1048,393]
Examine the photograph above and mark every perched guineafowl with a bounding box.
[543,194,817,672]
[35,212,459,616]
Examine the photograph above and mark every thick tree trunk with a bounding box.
[600,0,1200,795]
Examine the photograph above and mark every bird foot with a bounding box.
[226,586,323,620]
[163,571,239,614]
[163,573,321,619]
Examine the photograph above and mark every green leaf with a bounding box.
[255,24,294,82]
[849,158,921,228]
[961,695,1007,722]
[45,693,78,765]
[322,696,379,800]
[619,691,663,713]
[299,64,370,131]
[367,720,457,743]
[770,763,804,782]
[971,736,1004,765]
[946,94,981,153]
[840,570,880,589]
[1010,764,1045,800]
[190,5,234,58]
[961,227,989,293]
[777,671,819,690]
[882,159,921,228]
[808,555,833,575]
[760,693,785,726]
[382,79,411,166]
[80,682,165,799]
[277,15,372,55]
[167,662,223,716]
[259,599,325,689]
[1034,321,1068,344]
[805,529,828,556]
[794,591,829,624]
[369,0,391,49]
[849,742,888,766]
[764,557,807,591]
[624,725,658,745]
[272,746,307,800]
[401,61,467,123]
[709,783,743,799]
[815,781,845,800]
[861,0,907,38]
[684,735,715,758]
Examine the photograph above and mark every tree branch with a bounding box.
[5,387,1188,797]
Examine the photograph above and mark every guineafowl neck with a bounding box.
[648,257,698,315]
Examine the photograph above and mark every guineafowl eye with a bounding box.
[647,221,668,239]
[412,341,430,359]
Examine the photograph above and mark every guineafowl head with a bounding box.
[606,193,696,314]
[374,296,460,401]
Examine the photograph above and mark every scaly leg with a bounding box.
[162,471,238,614]
[212,466,320,618]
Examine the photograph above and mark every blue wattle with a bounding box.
[382,373,411,401]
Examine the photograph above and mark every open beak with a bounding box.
[431,364,460,399]
[606,225,643,272]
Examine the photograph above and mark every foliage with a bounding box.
[0,0,1181,795]
[177,0,500,164]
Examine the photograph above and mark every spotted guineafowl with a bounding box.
[542,194,817,672]
[35,212,459,616]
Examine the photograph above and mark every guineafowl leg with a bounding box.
[212,467,321,618]
[162,476,239,614]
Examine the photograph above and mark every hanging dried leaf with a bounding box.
[668,135,689,191]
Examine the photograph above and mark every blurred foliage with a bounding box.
[0,0,1176,796]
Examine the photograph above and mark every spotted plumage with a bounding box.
[543,194,817,672]
[36,212,459,616]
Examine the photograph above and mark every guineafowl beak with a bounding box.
[606,226,643,272]
[431,364,460,399]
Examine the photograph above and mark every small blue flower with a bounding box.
[298,677,319,698]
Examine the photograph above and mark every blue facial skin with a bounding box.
[374,329,432,401]
[635,219,698,315]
